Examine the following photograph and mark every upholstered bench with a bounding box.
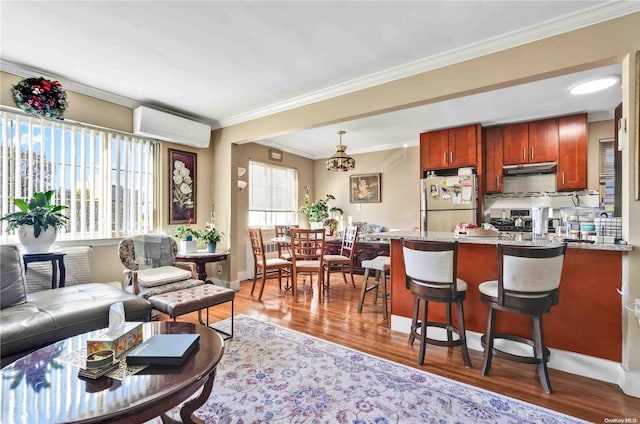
[148,284,235,340]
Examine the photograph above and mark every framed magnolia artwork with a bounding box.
[169,148,197,224]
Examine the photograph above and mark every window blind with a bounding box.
[248,160,298,227]
[598,138,614,211]
[0,108,158,241]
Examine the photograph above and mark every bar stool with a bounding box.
[402,240,472,368]
[358,256,390,319]
[479,243,566,393]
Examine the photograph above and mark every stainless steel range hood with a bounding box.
[503,162,556,175]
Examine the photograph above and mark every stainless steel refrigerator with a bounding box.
[420,174,477,232]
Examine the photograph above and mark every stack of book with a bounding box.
[78,361,120,379]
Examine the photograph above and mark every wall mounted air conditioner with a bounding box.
[133,106,211,148]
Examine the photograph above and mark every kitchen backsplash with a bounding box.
[502,174,556,193]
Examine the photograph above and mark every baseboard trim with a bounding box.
[391,314,624,387]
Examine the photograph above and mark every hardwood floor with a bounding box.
[169,273,640,422]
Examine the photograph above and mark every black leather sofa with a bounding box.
[1,245,152,367]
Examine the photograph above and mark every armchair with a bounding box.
[118,235,202,299]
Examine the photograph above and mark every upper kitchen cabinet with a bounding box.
[484,126,504,193]
[502,122,529,165]
[503,120,558,165]
[557,113,587,191]
[528,118,559,163]
[420,124,478,171]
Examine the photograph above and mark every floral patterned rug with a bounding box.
[161,315,586,424]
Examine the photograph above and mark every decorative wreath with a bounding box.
[12,77,68,119]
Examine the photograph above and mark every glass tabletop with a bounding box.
[1,321,224,424]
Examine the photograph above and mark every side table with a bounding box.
[23,252,66,289]
[175,250,230,281]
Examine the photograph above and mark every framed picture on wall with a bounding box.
[350,173,381,203]
[169,148,197,224]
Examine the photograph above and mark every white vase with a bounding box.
[310,222,324,230]
[18,225,57,253]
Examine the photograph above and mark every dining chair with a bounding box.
[274,224,299,261]
[289,228,326,299]
[323,225,359,288]
[248,228,292,301]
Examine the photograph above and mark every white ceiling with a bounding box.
[1,1,636,158]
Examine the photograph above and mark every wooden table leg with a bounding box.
[160,368,217,424]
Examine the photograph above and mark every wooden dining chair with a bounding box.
[274,224,299,261]
[323,225,359,288]
[289,228,326,299]
[248,228,292,301]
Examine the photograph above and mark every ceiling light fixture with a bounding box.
[569,75,620,95]
[326,130,355,172]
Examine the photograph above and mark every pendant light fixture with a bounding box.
[326,130,355,172]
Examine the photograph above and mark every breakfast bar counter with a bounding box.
[383,231,632,362]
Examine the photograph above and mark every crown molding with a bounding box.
[219,2,640,128]
[1,60,140,110]
[259,137,419,160]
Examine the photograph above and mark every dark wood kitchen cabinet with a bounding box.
[503,120,558,165]
[420,124,478,171]
[557,113,587,191]
[502,122,530,165]
[484,126,504,193]
[528,118,559,163]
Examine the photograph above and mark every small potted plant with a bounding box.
[171,218,198,254]
[197,224,224,253]
[0,190,69,253]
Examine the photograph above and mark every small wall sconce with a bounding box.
[238,167,247,178]
[237,180,247,191]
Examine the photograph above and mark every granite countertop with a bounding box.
[364,231,633,252]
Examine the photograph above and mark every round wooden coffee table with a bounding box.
[0,321,224,424]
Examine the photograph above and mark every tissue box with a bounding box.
[87,322,143,358]
[179,240,197,255]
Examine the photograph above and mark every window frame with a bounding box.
[247,160,298,228]
[0,107,160,243]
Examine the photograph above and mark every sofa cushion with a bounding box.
[1,245,27,309]
[136,266,192,288]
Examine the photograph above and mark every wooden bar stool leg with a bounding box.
[532,314,552,393]
[445,303,453,342]
[481,307,497,376]
[418,299,429,365]
[358,267,371,313]
[409,296,419,345]
[456,299,472,368]
[381,270,388,320]
[373,270,380,304]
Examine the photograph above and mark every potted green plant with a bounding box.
[0,190,69,253]
[171,218,198,254]
[197,224,224,253]
[298,186,342,228]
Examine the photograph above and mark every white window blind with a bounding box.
[248,160,298,227]
[0,108,158,241]
[599,138,614,211]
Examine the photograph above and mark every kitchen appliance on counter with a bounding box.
[488,208,558,233]
[420,173,476,232]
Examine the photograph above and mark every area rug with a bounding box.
[165,315,586,424]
